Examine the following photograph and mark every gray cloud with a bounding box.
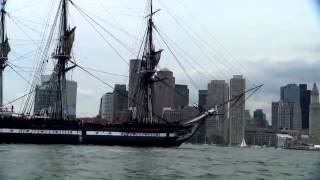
[246,58,320,121]
[250,58,320,94]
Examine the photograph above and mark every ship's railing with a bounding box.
[0,106,14,112]
[0,111,14,117]
[0,106,15,117]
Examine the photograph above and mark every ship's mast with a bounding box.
[148,0,154,56]
[146,0,155,123]
[52,0,75,120]
[137,0,163,124]
[0,0,9,109]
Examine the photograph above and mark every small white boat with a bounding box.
[240,138,248,148]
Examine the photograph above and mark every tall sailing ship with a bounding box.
[0,0,260,147]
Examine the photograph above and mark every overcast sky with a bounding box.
[4,0,320,121]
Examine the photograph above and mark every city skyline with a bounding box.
[0,1,319,179]
[99,71,320,145]
[3,0,320,119]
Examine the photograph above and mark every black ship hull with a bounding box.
[0,117,198,147]
[0,130,182,147]
[0,132,80,144]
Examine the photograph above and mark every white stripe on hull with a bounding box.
[0,128,81,135]
[86,131,176,137]
[0,128,177,138]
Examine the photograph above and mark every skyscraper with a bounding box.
[229,75,246,145]
[99,92,113,121]
[174,84,189,110]
[279,101,291,129]
[128,59,141,107]
[253,109,268,128]
[272,102,280,129]
[206,80,229,144]
[309,83,320,143]
[113,84,128,123]
[281,84,300,102]
[291,102,302,130]
[245,110,253,127]
[34,75,77,119]
[276,84,302,130]
[191,89,208,144]
[152,68,175,120]
[299,84,311,129]
[198,90,208,108]
[272,100,300,130]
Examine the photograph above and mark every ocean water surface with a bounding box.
[0,144,319,180]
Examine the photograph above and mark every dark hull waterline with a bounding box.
[0,133,184,147]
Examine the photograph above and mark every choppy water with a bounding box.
[0,144,319,180]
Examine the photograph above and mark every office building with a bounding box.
[253,109,268,128]
[206,80,229,144]
[229,75,246,145]
[299,84,311,129]
[99,92,113,121]
[309,83,320,143]
[113,84,128,123]
[152,68,175,121]
[272,102,280,129]
[281,84,300,102]
[198,90,208,108]
[272,84,302,130]
[174,84,189,110]
[245,110,254,127]
[272,101,301,130]
[281,84,301,129]
[281,84,301,130]
[190,90,208,144]
[128,59,141,107]
[34,75,77,119]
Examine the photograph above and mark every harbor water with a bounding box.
[0,144,319,180]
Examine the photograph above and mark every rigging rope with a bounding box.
[21,0,60,115]
[2,89,35,108]
[160,1,260,86]
[154,27,216,81]
[153,25,199,90]
[67,59,171,125]
[70,2,129,66]
[7,63,34,86]
[71,2,137,58]
[84,66,128,78]
[158,1,230,80]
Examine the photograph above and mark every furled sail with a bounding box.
[62,27,76,56]
[152,49,163,66]
[55,27,76,56]
[0,38,10,58]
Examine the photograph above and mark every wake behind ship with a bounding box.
[0,0,261,147]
